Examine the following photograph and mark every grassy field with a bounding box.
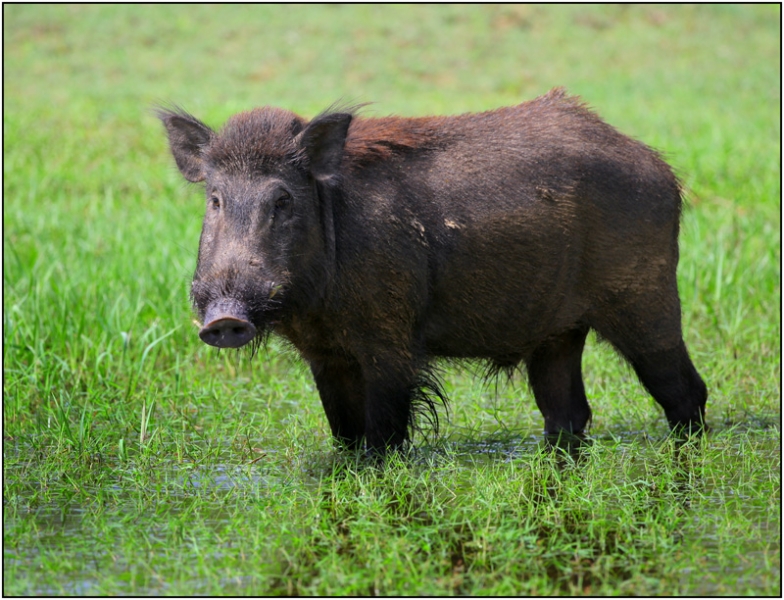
[3,4,780,595]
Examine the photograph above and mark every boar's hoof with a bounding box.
[199,301,257,348]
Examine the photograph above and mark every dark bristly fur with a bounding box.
[158,88,707,454]
[408,363,448,443]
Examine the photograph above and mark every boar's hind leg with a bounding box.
[527,326,592,436]
[593,302,707,433]
[626,341,707,433]
[310,358,366,450]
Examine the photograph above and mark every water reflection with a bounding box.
[543,431,593,468]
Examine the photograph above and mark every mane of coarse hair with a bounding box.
[343,112,447,167]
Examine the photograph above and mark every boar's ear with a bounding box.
[156,108,214,183]
[297,112,352,180]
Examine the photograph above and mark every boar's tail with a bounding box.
[408,364,448,444]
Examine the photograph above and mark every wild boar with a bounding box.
[158,88,707,453]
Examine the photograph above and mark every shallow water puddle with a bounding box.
[3,427,780,595]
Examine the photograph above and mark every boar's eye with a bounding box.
[209,195,220,210]
[274,190,291,211]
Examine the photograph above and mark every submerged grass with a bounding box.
[3,4,780,596]
[4,433,779,595]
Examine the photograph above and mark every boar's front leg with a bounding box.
[310,358,366,450]
[311,356,414,453]
[362,361,417,453]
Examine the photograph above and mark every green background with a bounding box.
[4,4,780,595]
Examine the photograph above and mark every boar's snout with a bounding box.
[199,299,257,348]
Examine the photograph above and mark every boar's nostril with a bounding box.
[199,318,256,348]
[199,299,257,348]
[199,316,257,348]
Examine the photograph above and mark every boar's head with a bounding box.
[158,106,352,349]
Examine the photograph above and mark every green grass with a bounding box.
[3,4,780,595]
